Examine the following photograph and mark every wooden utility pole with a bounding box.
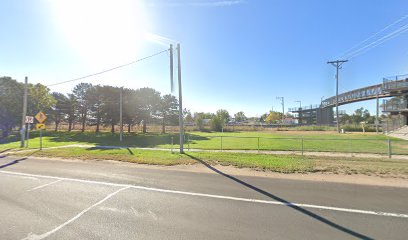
[120,87,123,142]
[327,60,348,133]
[170,44,174,92]
[20,77,28,147]
[177,44,184,153]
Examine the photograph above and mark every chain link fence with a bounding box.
[184,135,408,158]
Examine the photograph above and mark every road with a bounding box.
[0,155,407,240]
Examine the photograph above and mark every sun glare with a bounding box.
[49,0,149,67]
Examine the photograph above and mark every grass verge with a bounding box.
[9,147,408,177]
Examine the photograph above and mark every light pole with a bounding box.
[320,96,324,107]
[295,100,301,125]
[276,97,284,126]
[327,60,348,133]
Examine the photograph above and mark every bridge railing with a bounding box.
[382,98,408,112]
[288,104,320,112]
[382,76,408,92]
[321,85,383,108]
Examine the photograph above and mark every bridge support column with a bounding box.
[317,107,334,125]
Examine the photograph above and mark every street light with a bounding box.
[295,100,302,125]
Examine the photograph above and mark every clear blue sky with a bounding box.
[1,0,408,117]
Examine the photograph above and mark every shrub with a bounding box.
[210,117,223,132]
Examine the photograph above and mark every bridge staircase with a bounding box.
[387,125,408,140]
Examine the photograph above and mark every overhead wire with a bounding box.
[336,14,408,59]
[46,49,169,87]
[345,22,408,59]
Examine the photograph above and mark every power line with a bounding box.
[46,49,169,87]
[336,14,408,59]
[346,22,408,59]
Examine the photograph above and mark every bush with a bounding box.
[292,125,336,131]
[341,124,381,132]
[210,117,223,132]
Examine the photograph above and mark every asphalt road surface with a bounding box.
[0,155,407,240]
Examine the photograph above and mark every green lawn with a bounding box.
[1,130,407,155]
[8,147,408,177]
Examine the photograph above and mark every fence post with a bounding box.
[388,139,392,158]
[171,137,174,154]
[188,134,190,151]
[301,138,304,156]
[257,137,260,153]
[221,136,223,152]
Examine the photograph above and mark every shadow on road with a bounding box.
[0,148,13,154]
[185,153,373,240]
[0,157,28,169]
[0,150,39,169]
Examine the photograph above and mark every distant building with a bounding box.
[283,118,297,125]
[202,119,211,125]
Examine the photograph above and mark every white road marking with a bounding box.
[22,186,130,240]
[1,170,407,219]
[27,179,62,192]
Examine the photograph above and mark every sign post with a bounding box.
[40,129,43,150]
[35,111,47,150]
[25,116,34,148]
[26,124,31,148]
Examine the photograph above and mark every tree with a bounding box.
[234,111,247,122]
[50,92,68,131]
[87,85,104,132]
[72,83,93,132]
[216,109,230,125]
[0,77,23,137]
[27,83,56,117]
[351,107,370,125]
[65,94,77,132]
[134,88,161,133]
[184,109,193,123]
[264,111,281,124]
[194,112,214,131]
[100,86,120,133]
[340,113,352,125]
[210,115,223,132]
[157,94,179,133]
[122,88,138,133]
[194,113,205,131]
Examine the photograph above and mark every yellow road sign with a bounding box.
[36,124,46,130]
[35,111,47,123]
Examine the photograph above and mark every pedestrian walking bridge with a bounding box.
[289,75,408,125]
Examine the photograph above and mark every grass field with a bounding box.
[2,131,407,177]
[8,147,408,177]
[2,130,406,155]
